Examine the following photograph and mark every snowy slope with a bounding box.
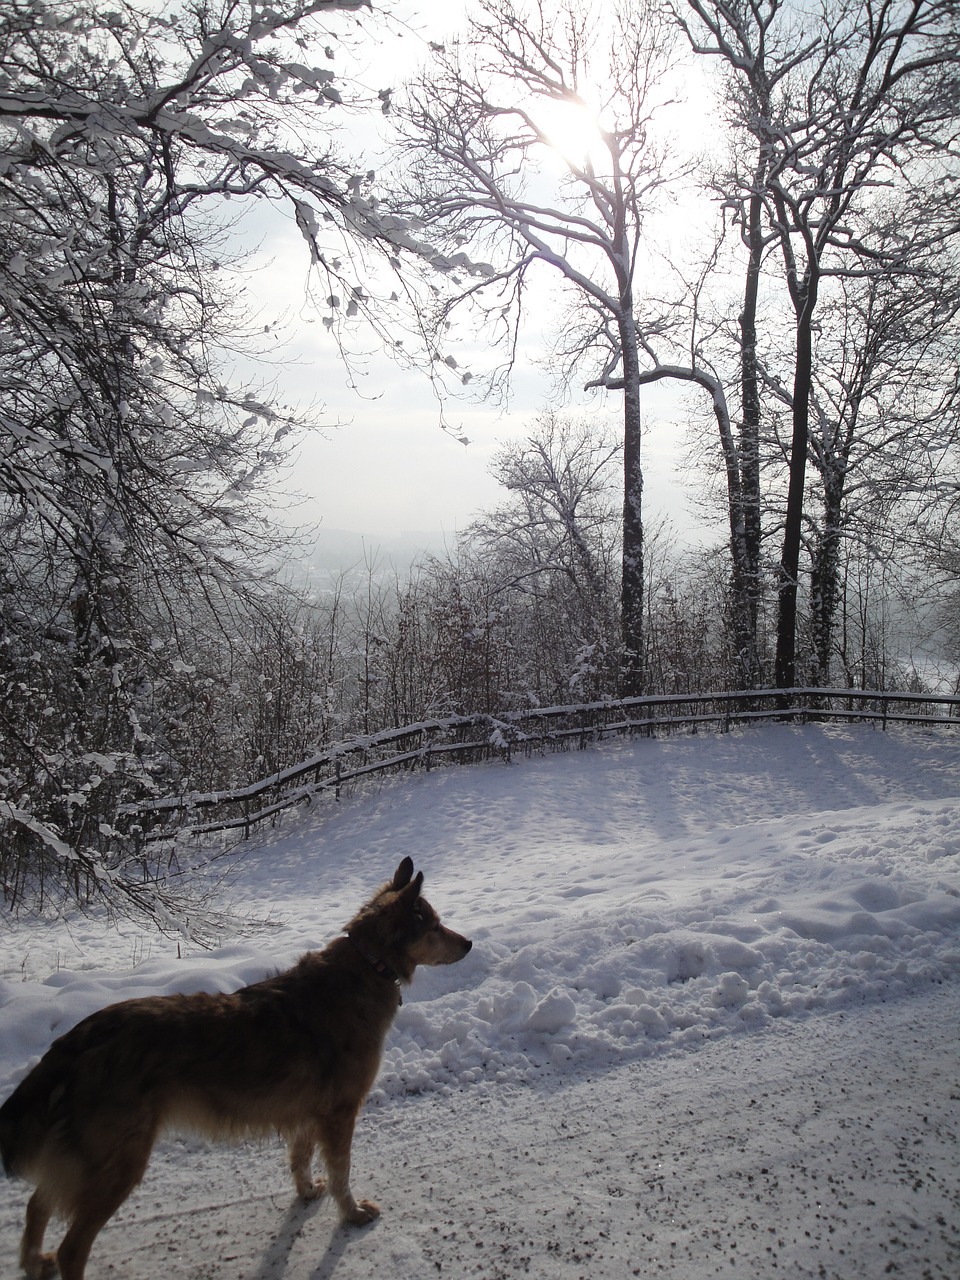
[1,724,959,1278]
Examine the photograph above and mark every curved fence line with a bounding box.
[122,687,960,844]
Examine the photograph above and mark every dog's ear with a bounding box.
[398,871,424,906]
[392,857,415,890]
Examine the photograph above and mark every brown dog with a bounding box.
[0,857,471,1280]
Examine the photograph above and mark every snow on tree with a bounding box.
[0,0,459,923]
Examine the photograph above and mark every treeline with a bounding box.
[2,0,959,922]
[142,413,949,796]
[396,0,960,694]
[0,403,949,916]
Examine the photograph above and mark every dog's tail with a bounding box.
[0,1084,35,1179]
[0,1041,73,1181]
[0,1105,11,1176]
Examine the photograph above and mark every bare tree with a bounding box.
[676,0,960,688]
[616,264,762,688]
[397,0,679,693]
[0,0,454,919]
[783,229,960,682]
[470,412,620,620]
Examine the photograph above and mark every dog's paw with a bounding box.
[297,1177,327,1201]
[23,1253,58,1280]
[344,1199,380,1226]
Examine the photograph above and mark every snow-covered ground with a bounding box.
[2,723,959,1278]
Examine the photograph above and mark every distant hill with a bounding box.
[280,527,459,590]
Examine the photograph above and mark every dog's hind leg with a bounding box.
[20,1189,57,1280]
[317,1109,379,1227]
[54,1134,154,1280]
[288,1131,325,1200]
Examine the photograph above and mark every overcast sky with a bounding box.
[237,0,718,551]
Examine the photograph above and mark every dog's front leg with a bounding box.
[288,1131,325,1200]
[318,1109,379,1227]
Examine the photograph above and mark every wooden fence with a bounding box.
[120,687,960,844]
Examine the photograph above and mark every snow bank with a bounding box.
[3,725,959,1110]
[372,797,960,1100]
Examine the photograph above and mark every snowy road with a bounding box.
[4,984,954,1280]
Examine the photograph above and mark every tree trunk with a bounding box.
[775,291,815,691]
[810,469,844,685]
[738,189,764,684]
[713,398,758,690]
[620,319,645,696]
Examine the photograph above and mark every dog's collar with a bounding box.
[345,933,403,1001]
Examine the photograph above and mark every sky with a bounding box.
[235,0,718,554]
[243,221,696,549]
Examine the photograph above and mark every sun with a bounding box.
[528,95,608,170]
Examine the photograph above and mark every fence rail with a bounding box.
[121,687,960,844]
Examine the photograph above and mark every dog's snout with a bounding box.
[463,938,473,953]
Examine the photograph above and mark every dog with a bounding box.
[0,857,471,1280]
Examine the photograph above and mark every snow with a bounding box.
[2,723,959,1278]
